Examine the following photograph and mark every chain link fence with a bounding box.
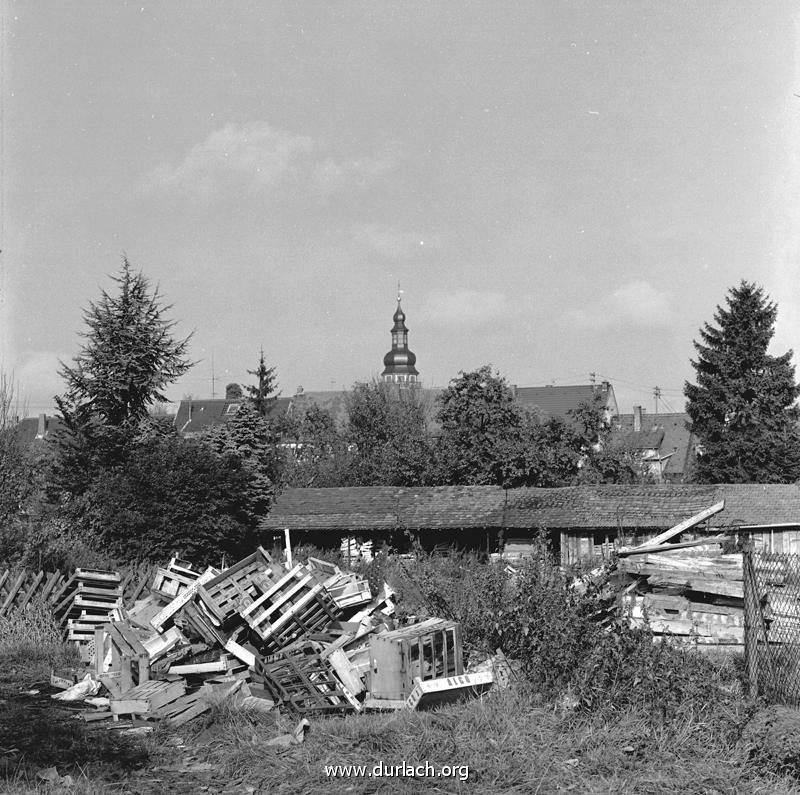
[743,546,800,704]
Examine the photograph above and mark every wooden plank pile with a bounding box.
[59,546,490,724]
[617,502,746,647]
[68,548,390,723]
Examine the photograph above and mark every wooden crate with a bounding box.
[150,558,213,600]
[307,557,372,610]
[95,621,151,698]
[149,567,217,631]
[240,564,341,653]
[368,619,463,702]
[197,547,277,626]
[255,641,360,714]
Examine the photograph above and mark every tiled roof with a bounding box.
[503,485,719,529]
[514,383,618,421]
[263,483,800,532]
[14,415,64,444]
[613,412,695,478]
[716,483,800,528]
[174,397,291,435]
[262,486,505,530]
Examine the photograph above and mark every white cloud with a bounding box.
[311,144,400,197]
[611,280,671,323]
[139,122,320,200]
[351,223,431,260]
[564,279,672,329]
[422,289,525,328]
[140,122,398,202]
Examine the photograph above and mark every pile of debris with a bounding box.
[616,501,745,647]
[52,548,496,727]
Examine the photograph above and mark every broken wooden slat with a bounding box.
[619,535,727,557]
[619,501,725,554]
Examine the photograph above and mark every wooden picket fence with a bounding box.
[0,564,157,619]
[0,568,67,616]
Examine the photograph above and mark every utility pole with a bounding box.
[653,386,661,417]
[589,371,597,388]
[210,352,219,398]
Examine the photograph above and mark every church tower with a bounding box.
[381,291,419,385]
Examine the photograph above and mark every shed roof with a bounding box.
[262,483,800,533]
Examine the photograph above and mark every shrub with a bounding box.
[386,551,510,657]
[390,538,746,722]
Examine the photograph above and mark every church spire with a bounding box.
[381,288,419,385]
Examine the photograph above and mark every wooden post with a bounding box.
[284,527,293,567]
[742,534,759,700]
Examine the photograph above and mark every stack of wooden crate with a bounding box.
[52,568,123,643]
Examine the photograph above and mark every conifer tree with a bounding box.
[684,281,800,483]
[246,347,279,416]
[57,258,192,428]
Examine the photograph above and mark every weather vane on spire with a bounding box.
[397,281,403,303]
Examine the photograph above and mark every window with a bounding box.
[224,403,242,415]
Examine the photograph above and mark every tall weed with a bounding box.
[391,538,745,721]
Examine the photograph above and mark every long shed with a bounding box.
[261,484,800,565]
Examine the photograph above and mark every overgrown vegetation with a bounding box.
[3,546,800,793]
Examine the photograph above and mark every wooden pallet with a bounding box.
[255,641,361,714]
[157,690,211,726]
[197,547,278,626]
[110,679,186,718]
[240,564,341,654]
[149,567,217,631]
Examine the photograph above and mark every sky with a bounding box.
[3,1,800,418]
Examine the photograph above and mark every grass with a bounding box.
[172,682,800,794]
[3,553,800,793]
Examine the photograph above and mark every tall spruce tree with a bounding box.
[684,281,800,483]
[51,259,193,500]
[57,258,192,428]
[246,347,279,416]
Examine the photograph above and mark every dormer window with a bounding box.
[225,403,242,415]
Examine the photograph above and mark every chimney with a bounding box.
[36,413,47,439]
[225,383,243,400]
[633,405,642,433]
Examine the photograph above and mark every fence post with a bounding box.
[742,534,759,700]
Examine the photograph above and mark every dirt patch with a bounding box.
[0,681,252,793]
